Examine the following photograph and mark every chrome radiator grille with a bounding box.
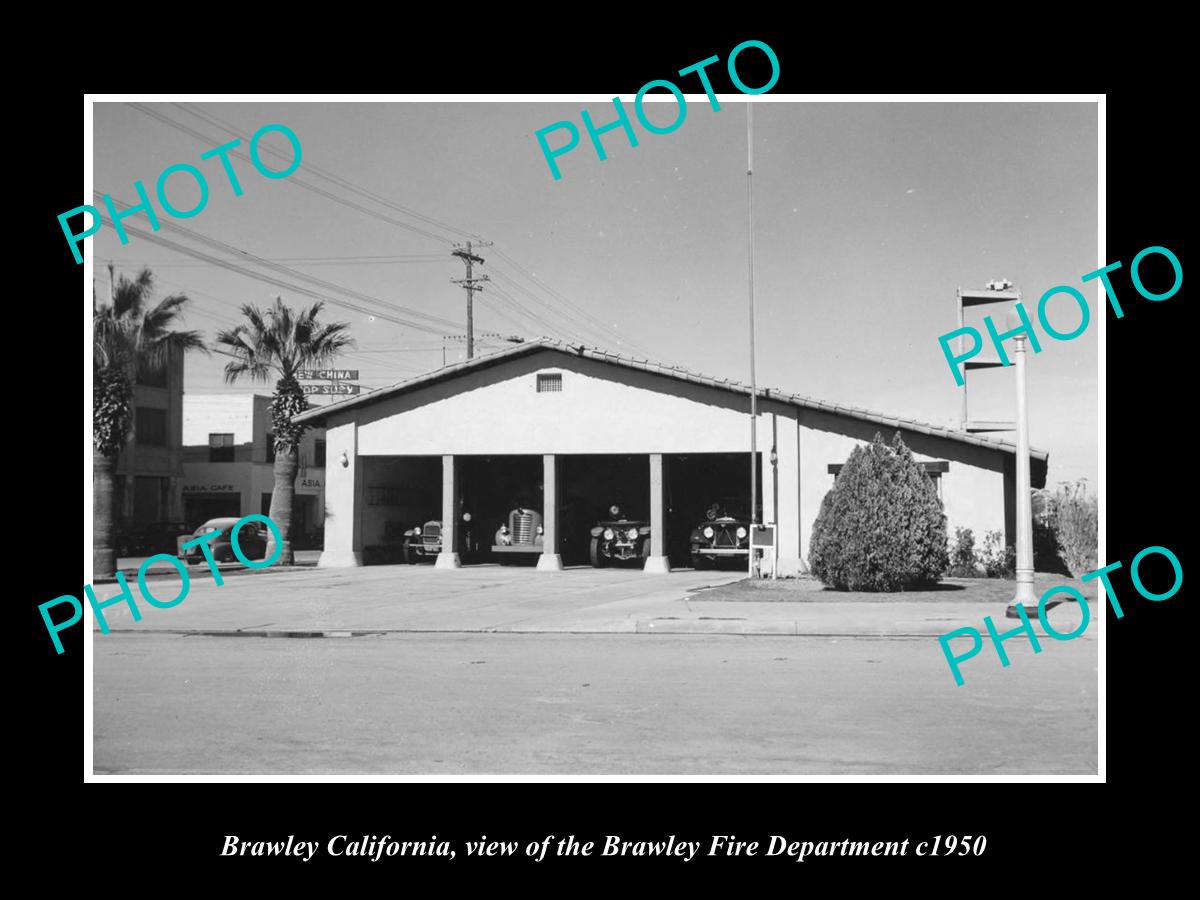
[513,512,534,544]
[422,523,441,547]
[714,525,739,548]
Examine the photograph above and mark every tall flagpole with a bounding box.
[747,103,759,577]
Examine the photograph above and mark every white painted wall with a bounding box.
[183,393,327,527]
[319,421,361,566]
[183,394,257,445]
[797,410,1008,570]
[319,349,1016,571]
[348,354,781,456]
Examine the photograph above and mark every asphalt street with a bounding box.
[93,630,1097,775]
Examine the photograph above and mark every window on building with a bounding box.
[314,439,326,467]
[135,407,167,446]
[208,433,234,462]
[133,476,169,523]
[536,373,562,393]
[266,432,277,463]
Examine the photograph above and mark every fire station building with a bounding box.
[294,339,1047,575]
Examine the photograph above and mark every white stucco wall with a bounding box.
[349,354,782,456]
[183,394,257,446]
[796,407,1012,570]
[319,421,361,566]
[183,393,327,528]
[316,348,1022,571]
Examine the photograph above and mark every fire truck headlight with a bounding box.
[702,526,714,539]
[603,528,614,540]
[736,526,748,540]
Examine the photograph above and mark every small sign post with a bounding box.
[750,524,777,579]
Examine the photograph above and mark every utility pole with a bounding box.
[746,103,759,578]
[108,261,115,305]
[451,241,491,360]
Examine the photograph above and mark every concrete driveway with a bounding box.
[93,563,745,635]
[90,561,1094,640]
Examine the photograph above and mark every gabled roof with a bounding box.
[294,337,1049,463]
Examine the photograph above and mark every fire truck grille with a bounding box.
[513,513,534,544]
[714,525,739,548]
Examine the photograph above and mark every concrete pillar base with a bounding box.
[317,550,363,568]
[776,557,806,577]
[536,553,563,572]
[434,551,461,570]
[1007,571,1037,613]
[642,555,671,574]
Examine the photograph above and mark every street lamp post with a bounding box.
[1007,331,1038,616]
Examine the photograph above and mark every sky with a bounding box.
[91,99,1098,487]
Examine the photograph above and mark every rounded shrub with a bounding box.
[808,432,949,591]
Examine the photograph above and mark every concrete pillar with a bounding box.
[435,454,461,569]
[1002,461,1017,550]
[644,453,670,573]
[536,454,563,571]
[775,416,803,576]
[317,421,363,567]
[760,426,779,577]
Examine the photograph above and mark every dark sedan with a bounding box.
[180,517,269,564]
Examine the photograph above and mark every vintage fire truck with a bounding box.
[688,499,752,569]
[402,511,478,563]
[492,504,544,563]
[588,503,650,567]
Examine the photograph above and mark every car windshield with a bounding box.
[707,498,752,520]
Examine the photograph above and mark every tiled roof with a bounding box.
[294,337,1049,463]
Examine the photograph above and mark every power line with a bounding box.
[108,221,447,335]
[124,102,662,360]
[489,246,656,357]
[127,103,457,246]
[485,282,579,342]
[487,269,618,348]
[161,102,658,352]
[174,102,486,244]
[104,255,448,268]
[99,194,461,333]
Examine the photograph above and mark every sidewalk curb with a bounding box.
[94,622,1096,639]
[93,563,317,586]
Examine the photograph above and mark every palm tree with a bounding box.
[215,297,354,565]
[93,267,206,578]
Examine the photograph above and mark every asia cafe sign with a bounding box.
[298,368,360,396]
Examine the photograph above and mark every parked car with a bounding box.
[180,517,269,564]
[493,504,544,563]
[117,521,189,557]
[402,511,478,563]
[689,499,752,569]
[588,503,650,567]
